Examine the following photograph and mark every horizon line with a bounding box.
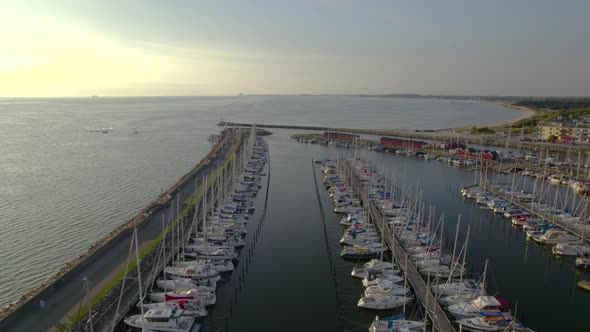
[0,93,589,99]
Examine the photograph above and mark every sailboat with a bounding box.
[369,314,426,332]
[142,301,208,318]
[124,308,196,332]
[447,296,510,319]
[358,225,413,310]
[351,259,395,278]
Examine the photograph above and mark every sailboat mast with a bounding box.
[460,225,470,283]
[134,228,144,316]
[481,259,489,297]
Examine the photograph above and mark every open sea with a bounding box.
[0,96,522,312]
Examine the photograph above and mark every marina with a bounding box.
[1,99,589,331]
[2,1,589,330]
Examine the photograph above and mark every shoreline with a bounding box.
[439,100,537,131]
[485,100,537,128]
[420,100,539,141]
[0,129,237,326]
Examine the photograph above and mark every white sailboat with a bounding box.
[124,308,195,332]
[447,296,510,319]
[369,315,426,332]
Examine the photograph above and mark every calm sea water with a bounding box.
[201,135,586,332]
[0,96,519,309]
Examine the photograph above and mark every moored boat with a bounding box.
[124,308,195,332]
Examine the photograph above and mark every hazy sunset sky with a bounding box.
[1,0,589,97]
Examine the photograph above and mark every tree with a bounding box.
[548,134,558,142]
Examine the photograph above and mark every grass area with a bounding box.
[504,106,590,136]
[469,126,495,134]
[539,107,590,122]
[290,133,323,140]
[60,134,243,329]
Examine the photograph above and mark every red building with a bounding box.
[323,132,359,141]
[455,148,498,160]
[380,137,426,149]
[560,136,575,144]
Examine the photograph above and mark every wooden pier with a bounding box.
[342,159,456,332]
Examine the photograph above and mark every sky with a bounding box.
[0,0,589,97]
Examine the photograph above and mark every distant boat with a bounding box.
[91,95,99,98]
[132,126,139,134]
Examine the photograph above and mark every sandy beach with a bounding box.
[448,101,537,130]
